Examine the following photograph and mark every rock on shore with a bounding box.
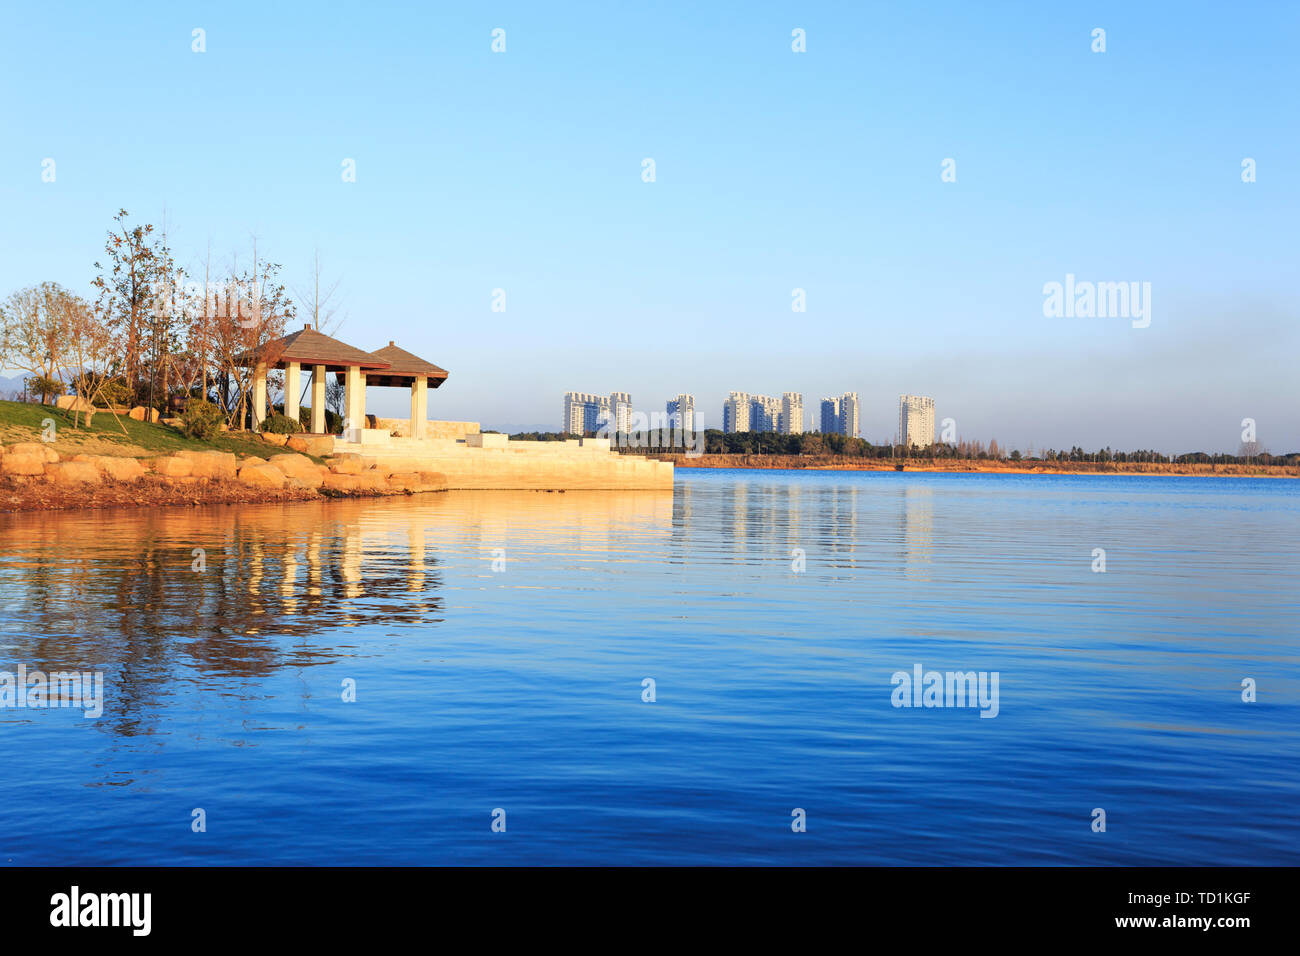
[0,442,448,513]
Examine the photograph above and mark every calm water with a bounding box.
[1,470,1296,865]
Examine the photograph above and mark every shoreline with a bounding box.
[0,474,447,514]
[648,454,1298,479]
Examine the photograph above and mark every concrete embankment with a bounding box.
[330,431,675,490]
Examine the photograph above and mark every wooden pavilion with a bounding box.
[239,325,449,438]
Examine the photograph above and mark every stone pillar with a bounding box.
[311,365,327,434]
[252,363,268,431]
[410,377,428,439]
[284,361,301,426]
[344,365,365,442]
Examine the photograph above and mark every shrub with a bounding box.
[297,407,344,434]
[96,381,131,408]
[181,399,225,440]
[28,375,63,403]
[263,412,302,434]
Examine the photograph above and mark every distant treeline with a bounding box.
[511,429,1298,466]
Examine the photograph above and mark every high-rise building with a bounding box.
[723,392,751,433]
[564,391,609,434]
[780,392,803,435]
[609,392,633,434]
[840,392,860,438]
[820,397,841,434]
[666,394,696,432]
[820,392,860,437]
[749,394,781,433]
[898,394,935,450]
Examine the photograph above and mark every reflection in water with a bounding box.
[676,477,863,574]
[901,485,934,579]
[0,491,673,739]
[2,473,1297,865]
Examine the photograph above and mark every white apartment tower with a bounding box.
[898,394,935,450]
[820,397,841,434]
[749,394,781,433]
[820,392,860,437]
[840,392,860,438]
[780,392,804,435]
[609,392,633,434]
[565,391,633,435]
[666,394,696,432]
[819,393,860,437]
[723,392,751,433]
[563,391,609,434]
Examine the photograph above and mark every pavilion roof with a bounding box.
[235,325,391,370]
[363,341,450,388]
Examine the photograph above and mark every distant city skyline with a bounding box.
[3,4,1295,454]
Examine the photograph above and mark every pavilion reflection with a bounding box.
[0,490,674,734]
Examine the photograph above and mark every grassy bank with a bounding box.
[0,399,296,460]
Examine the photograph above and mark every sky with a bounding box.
[2,1,1297,452]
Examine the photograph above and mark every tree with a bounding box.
[294,247,347,334]
[64,292,128,432]
[209,245,293,429]
[92,209,164,404]
[0,282,75,401]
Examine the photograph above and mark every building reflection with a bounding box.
[900,484,934,579]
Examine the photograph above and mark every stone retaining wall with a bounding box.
[328,431,673,490]
[2,443,447,498]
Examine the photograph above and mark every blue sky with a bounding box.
[2,1,1297,451]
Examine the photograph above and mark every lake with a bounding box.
[1,470,1296,865]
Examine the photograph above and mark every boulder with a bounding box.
[44,461,101,484]
[177,450,238,480]
[93,456,147,482]
[355,472,390,492]
[267,454,324,487]
[260,433,289,447]
[8,442,59,463]
[152,456,194,478]
[2,453,49,476]
[237,462,286,489]
[56,395,95,412]
[128,406,162,423]
[287,434,334,457]
[322,473,361,492]
[328,457,364,475]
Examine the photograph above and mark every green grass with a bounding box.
[0,399,307,460]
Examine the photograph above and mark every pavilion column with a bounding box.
[344,365,365,441]
[311,365,327,434]
[410,377,428,439]
[252,363,268,432]
[284,361,301,426]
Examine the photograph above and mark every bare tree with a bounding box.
[293,247,346,335]
[210,243,294,429]
[0,282,74,402]
[65,291,128,432]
